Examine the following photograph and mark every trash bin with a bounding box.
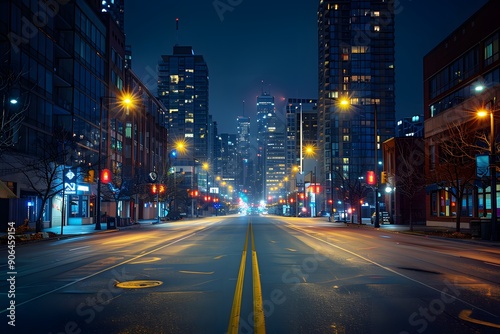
[470,220,481,238]
[481,221,491,240]
[107,217,116,229]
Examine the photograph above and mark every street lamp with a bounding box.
[478,97,497,241]
[373,101,380,228]
[95,94,133,230]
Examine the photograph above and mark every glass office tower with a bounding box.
[158,46,209,163]
[318,0,396,210]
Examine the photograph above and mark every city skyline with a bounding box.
[125,0,489,133]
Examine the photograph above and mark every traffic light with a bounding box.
[101,169,111,184]
[170,149,177,159]
[381,171,388,184]
[366,170,376,185]
[84,170,95,182]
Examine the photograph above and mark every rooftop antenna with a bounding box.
[175,18,179,45]
[242,100,245,116]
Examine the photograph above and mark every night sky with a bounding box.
[125,0,489,134]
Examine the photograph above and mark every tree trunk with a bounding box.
[409,201,414,232]
[35,201,48,233]
[455,201,462,233]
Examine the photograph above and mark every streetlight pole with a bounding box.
[478,97,497,240]
[95,94,133,230]
[330,151,334,219]
[373,101,380,228]
[326,96,349,220]
[95,97,104,230]
[488,98,497,241]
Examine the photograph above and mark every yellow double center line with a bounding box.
[227,223,266,334]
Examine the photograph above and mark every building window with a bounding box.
[170,75,179,84]
[429,145,435,170]
[431,192,437,216]
[125,122,132,139]
[484,32,499,66]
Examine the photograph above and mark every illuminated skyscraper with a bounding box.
[318,0,396,210]
[237,115,252,196]
[158,46,209,163]
[101,0,125,32]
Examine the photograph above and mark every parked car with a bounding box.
[298,211,309,217]
[247,207,260,216]
[371,211,391,224]
[317,210,330,217]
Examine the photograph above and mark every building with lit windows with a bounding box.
[424,0,500,229]
[396,115,424,138]
[285,99,318,214]
[255,92,275,201]
[236,115,252,196]
[285,99,318,172]
[157,45,209,164]
[157,45,209,213]
[219,133,238,201]
[0,0,168,230]
[317,0,396,217]
[100,0,125,32]
[264,115,286,204]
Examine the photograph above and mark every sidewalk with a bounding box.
[43,219,158,236]
[342,221,500,247]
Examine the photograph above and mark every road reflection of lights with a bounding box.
[179,270,214,275]
[129,257,162,264]
[115,280,163,289]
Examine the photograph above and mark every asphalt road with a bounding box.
[1,215,500,333]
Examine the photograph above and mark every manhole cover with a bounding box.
[115,280,163,289]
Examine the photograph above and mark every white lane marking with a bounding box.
[0,224,216,313]
[287,224,496,318]
[69,246,90,251]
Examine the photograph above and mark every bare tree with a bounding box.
[395,139,426,231]
[7,129,76,232]
[0,66,28,155]
[160,170,188,219]
[334,171,371,224]
[428,121,482,232]
[100,163,133,223]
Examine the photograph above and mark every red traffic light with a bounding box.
[366,170,376,185]
[101,169,111,184]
